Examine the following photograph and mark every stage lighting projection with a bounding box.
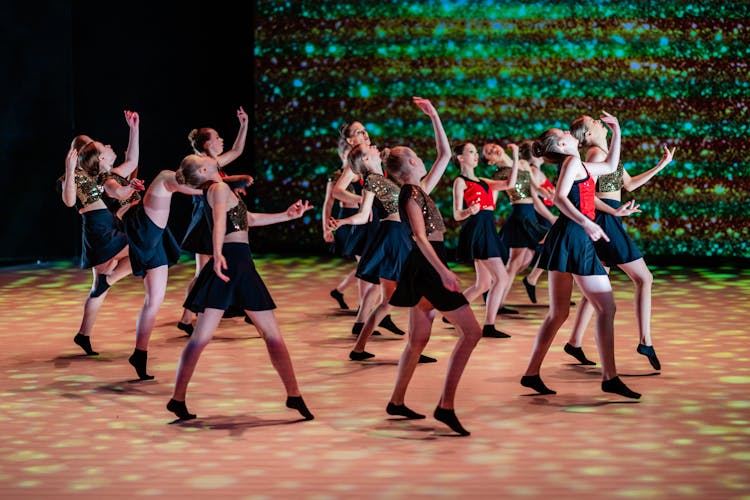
[253,1,749,259]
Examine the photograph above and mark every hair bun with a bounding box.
[380,147,391,163]
[532,141,544,158]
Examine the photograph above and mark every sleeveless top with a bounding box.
[458,175,495,210]
[71,170,103,210]
[226,195,248,234]
[98,171,141,213]
[495,166,533,202]
[399,184,444,237]
[567,167,596,220]
[364,172,401,216]
[596,162,624,193]
[539,178,555,207]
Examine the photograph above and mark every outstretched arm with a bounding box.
[247,200,313,227]
[623,145,675,192]
[217,106,249,168]
[328,190,374,230]
[415,97,451,195]
[113,110,140,179]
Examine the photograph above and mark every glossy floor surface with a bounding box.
[0,256,748,499]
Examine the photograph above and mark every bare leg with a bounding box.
[389,299,434,406]
[128,265,168,380]
[619,259,659,369]
[179,254,211,325]
[438,304,482,409]
[462,260,492,304]
[330,267,357,309]
[479,258,512,337]
[353,281,380,332]
[563,295,597,365]
[499,247,534,306]
[352,279,397,354]
[172,308,223,401]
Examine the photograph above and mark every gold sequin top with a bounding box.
[98,171,141,212]
[495,166,532,201]
[399,184,444,237]
[226,196,249,233]
[73,169,103,209]
[596,162,624,193]
[364,173,400,217]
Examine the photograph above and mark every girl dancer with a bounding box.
[385,97,482,436]
[452,142,518,337]
[167,155,314,421]
[562,115,675,369]
[520,112,641,399]
[178,107,252,335]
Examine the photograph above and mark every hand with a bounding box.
[129,178,145,191]
[660,145,676,166]
[323,229,335,243]
[213,254,230,283]
[65,146,78,172]
[467,201,481,216]
[237,106,248,125]
[614,199,641,217]
[583,219,610,242]
[286,199,312,219]
[507,143,519,159]
[326,217,342,231]
[600,110,619,131]
[439,269,461,292]
[232,175,253,197]
[124,110,139,128]
[413,96,437,118]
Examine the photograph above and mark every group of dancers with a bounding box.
[60,98,674,436]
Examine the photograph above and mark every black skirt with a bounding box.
[594,199,643,266]
[500,204,548,249]
[122,204,181,277]
[538,216,607,276]
[356,220,414,284]
[181,194,213,255]
[456,210,505,262]
[80,208,128,269]
[389,241,468,312]
[184,242,276,313]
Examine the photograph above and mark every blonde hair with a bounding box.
[381,146,413,184]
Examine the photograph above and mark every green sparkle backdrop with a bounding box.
[253,1,749,259]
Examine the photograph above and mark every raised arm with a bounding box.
[217,106,249,168]
[415,97,451,195]
[247,200,313,227]
[484,144,519,191]
[332,165,363,205]
[102,176,144,200]
[582,111,621,177]
[623,145,675,192]
[61,147,78,207]
[113,110,140,179]
[452,177,480,222]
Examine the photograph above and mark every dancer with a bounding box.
[520,111,641,399]
[177,107,252,335]
[167,155,314,421]
[452,142,519,338]
[492,142,557,309]
[385,97,482,436]
[562,115,675,369]
[322,139,359,310]
[61,128,132,356]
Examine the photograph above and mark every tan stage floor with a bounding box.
[0,255,748,499]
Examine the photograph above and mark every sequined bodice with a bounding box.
[364,173,400,216]
[226,196,248,233]
[73,170,103,208]
[495,166,533,201]
[399,184,444,237]
[596,162,624,193]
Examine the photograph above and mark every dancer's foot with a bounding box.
[602,376,641,399]
[378,314,405,335]
[73,333,99,356]
[522,276,537,304]
[349,350,375,361]
[418,354,437,363]
[244,314,254,325]
[352,322,380,336]
[482,325,511,338]
[89,274,111,298]
[563,342,596,365]
[637,344,661,370]
[498,306,519,315]
[386,402,426,419]
[520,374,556,395]
[330,288,349,309]
[286,395,314,420]
[128,349,155,380]
[434,406,470,436]
[177,321,194,336]
[166,398,196,420]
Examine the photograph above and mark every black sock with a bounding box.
[522,276,537,304]
[482,325,511,338]
[602,376,641,399]
[128,349,155,380]
[352,322,380,336]
[73,333,99,356]
[434,406,470,436]
[166,398,196,420]
[386,402,426,419]
[177,322,194,336]
[520,375,557,395]
[89,274,111,298]
[378,315,405,335]
[564,343,596,365]
[349,350,375,361]
[286,396,314,420]
[330,289,349,309]
[637,344,661,370]
[418,354,437,363]
[498,306,519,315]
